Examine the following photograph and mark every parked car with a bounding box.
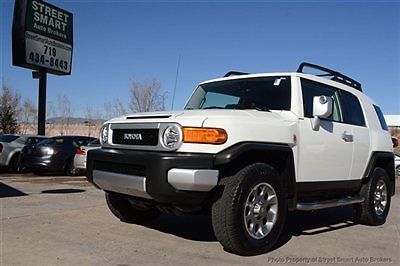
[87,62,395,255]
[395,152,400,176]
[0,134,47,173]
[20,136,96,175]
[73,139,100,174]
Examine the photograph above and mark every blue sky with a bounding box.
[1,0,399,117]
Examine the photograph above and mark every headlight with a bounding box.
[162,125,182,150]
[45,147,54,155]
[100,124,110,144]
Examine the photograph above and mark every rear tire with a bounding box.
[211,163,287,256]
[65,160,77,176]
[105,192,160,224]
[9,154,21,174]
[355,167,391,225]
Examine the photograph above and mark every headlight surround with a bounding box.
[161,124,182,150]
[100,123,110,144]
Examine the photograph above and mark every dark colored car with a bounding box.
[20,136,96,175]
[0,134,47,173]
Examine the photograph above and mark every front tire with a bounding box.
[105,192,160,224]
[355,167,391,225]
[211,163,287,256]
[9,154,21,173]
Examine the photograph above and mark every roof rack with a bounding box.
[224,71,249,77]
[297,62,362,92]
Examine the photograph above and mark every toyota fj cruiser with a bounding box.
[86,63,395,255]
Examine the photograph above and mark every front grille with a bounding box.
[112,128,159,146]
[93,160,146,176]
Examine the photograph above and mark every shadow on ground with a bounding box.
[146,205,357,248]
[150,213,216,241]
[0,182,27,198]
[272,206,357,252]
[41,188,86,194]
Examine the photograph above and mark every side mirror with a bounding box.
[311,95,333,131]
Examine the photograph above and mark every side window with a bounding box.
[373,105,388,131]
[300,78,343,122]
[340,91,366,127]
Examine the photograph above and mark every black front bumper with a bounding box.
[86,148,215,205]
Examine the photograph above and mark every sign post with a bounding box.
[12,0,73,135]
[32,70,47,135]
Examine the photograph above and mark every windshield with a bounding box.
[185,76,291,111]
[0,135,19,143]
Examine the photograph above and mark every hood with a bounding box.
[107,109,294,127]
[109,110,182,122]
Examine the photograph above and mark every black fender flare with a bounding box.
[214,142,297,210]
[363,151,395,195]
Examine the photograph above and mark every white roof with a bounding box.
[384,115,400,127]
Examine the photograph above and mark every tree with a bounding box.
[128,78,166,113]
[19,98,37,133]
[104,99,127,119]
[0,84,21,134]
[84,105,95,136]
[57,92,72,135]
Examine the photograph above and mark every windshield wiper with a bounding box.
[202,106,226,110]
[236,105,271,112]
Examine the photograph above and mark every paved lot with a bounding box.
[1,173,399,266]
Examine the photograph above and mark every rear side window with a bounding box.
[373,105,388,131]
[340,91,366,127]
[39,137,67,145]
[25,137,46,145]
[74,138,95,147]
[0,135,19,142]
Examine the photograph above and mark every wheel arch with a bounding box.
[7,150,21,166]
[363,151,395,196]
[214,142,297,209]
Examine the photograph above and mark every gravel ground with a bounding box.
[1,173,399,266]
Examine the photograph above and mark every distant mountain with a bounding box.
[46,117,105,124]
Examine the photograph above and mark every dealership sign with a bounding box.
[12,0,73,75]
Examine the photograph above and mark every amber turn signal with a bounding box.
[183,127,227,144]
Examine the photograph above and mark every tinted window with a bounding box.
[185,76,291,111]
[25,137,47,145]
[0,135,19,143]
[39,137,68,145]
[88,139,100,146]
[73,137,96,147]
[373,105,388,131]
[340,91,366,127]
[301,79,343,122]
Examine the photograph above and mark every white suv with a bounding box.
[86,63,395,255]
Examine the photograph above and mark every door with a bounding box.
[339,90,370,180]
[297,78,354,182]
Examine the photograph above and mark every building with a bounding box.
[384,115,400,130]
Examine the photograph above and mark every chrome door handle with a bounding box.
[342,131,353,142]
